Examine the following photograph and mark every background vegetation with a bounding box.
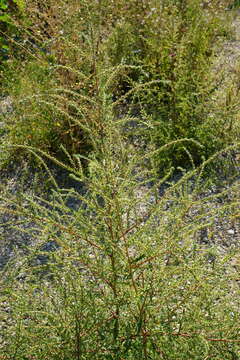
[0,0,239,171]
[0,0,240,359]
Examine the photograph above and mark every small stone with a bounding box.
[227,229,235,235]
[0,96,13,115]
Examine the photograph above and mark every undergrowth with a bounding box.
[0,0,239,173]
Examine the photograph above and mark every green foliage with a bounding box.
[0,2,240,356]
[0,0,26,67]
[0,0,8,13]
[228,0,240,9]
[0,98,239,358]
[105,0,234,171]
[0,0,11,60]
[0,0,238,174]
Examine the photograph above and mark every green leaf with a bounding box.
[0,13,11,24]
[0,0,8,10]
[13,0,25,11]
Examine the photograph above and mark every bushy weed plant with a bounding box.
[0,4,240,357]
[0,79,239,358]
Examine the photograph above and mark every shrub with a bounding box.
[106,0,235,171]
[0,2,240,358]
[0,84,239,358]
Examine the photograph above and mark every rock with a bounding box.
[0,96,13,115]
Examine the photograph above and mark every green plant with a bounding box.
[0,0,25,61]
[0,1,240,358]
[1,0,238,176]
[106,0,234,172]
[0,75,239,358]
